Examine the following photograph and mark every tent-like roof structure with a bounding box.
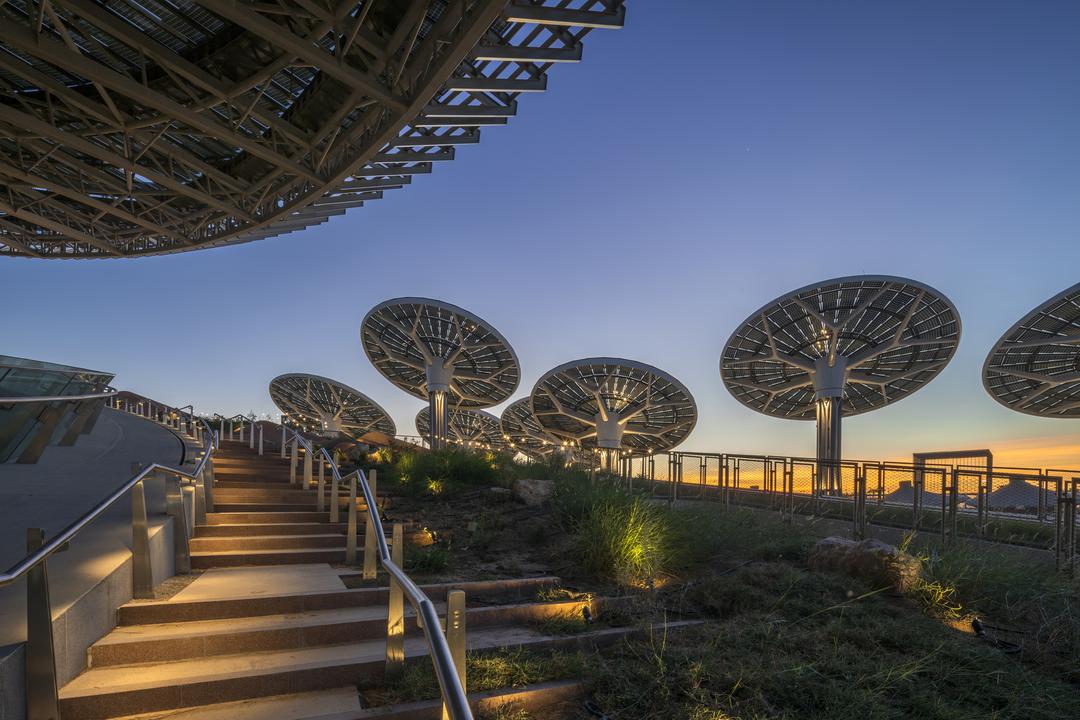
[415,406,502,449]
[0,1,624,258]
[983,282,1080,418]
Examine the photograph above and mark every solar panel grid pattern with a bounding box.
[268,373,395,438]
[531,359,697,453]
[984,283,1080,418]
[721,277,961,419]
[361,299,518,409]
[416,406,502,447]
[500,397,555,459]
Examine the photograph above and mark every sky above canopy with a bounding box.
[5,1,1080,467]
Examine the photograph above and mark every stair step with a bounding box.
[107,687,361,720]
[195,523,348,537]
[189,534,346,552]
[61,622,697,720]
[118,576,561,625]
[191,547,346,569]
[211,503,318,513]
[207,512,337,524]
[90,599,597,666]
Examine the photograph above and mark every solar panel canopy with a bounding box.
[362,297,518,449]
[0,1,625,258]
[415,407,502,449]
[269,373,395,439]
[500,397,559,459]
[530,357,697,455]
[983,283,1080,418]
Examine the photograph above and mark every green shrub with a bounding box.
[575,493,678,586]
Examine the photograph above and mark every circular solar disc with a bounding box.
[415,407,503,449]
[500,398,560,459]
[530,357,696,453]
[269,373,396,439]
[983,282,1080,418]
[720,275,961,419]
[361,297,519,408]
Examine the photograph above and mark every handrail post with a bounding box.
[280,423,286,458]
[258,425,264,456]
[194,465,208,527]
[442,590,467,720]
[317,458,326,513]
[290,439,298,486]
[131,463,154,599]
[330,461,340,524]
[303,445,313,490]
[165,472,191,573]
[25,528,60,720]
[205,456,216,513]
[346,475,358,565]
[363,469,378,580]
[386,522,405,679]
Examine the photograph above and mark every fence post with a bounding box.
[346,475,358,565]
[25,528,60,720]
[363,470,378,580]
[131,464,154,599]
[853,469,867,540]
[385,523,405,678]
[442,590,467,720]
[165,473,191,573]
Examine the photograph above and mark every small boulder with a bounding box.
[807,536,921,593]
[512,478,555,506]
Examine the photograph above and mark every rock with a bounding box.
[807,536,922,593]
[512,478,555,506]
[488,487,512,496]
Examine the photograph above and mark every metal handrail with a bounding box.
[0,386,118,403]
[0,414,216,587]
[318,447,472,720]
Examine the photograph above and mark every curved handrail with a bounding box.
[318,447,472,720]
[0,386,119,403]
[0,414,216,588]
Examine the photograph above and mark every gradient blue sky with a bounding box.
[4,1,1080,466]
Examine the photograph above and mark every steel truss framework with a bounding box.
[415,405,502,449]
[983,282,1080,418]
[268,372,395,439]
[530,357,697,455]
[0,0,624,258]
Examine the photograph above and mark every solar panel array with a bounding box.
[269,373,395,438]
[721,276,961,419]
[415,406,502,449]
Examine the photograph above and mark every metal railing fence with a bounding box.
[617,450,1078,570]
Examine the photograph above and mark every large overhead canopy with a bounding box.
[720,275,961,474]
[269,373,395,439]
[530,358,697,466]
[500,397,559,459]
[416,406,502,450]
[983,282,1080,418]
[0,1,625,259]
[362,297,518,450]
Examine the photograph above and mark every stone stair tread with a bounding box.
[190,548,344,558]
[63,623,666,699]
[106,687,361,720]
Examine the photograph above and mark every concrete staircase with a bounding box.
[54,440,690,719]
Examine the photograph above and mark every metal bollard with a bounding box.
[385,523,405,678]
[164,473,191,573]
[346,475,358,565]
[25,528,60,720]
[442,590,467,720]
[363,469,378,580]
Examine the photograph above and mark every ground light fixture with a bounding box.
[720,275,961,491]
[268,373,395,440]
[500,398,562,461]
[982,282,1080,508]
[530,357,697,472]
[415,407,503,450]
[362,298,518,450]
